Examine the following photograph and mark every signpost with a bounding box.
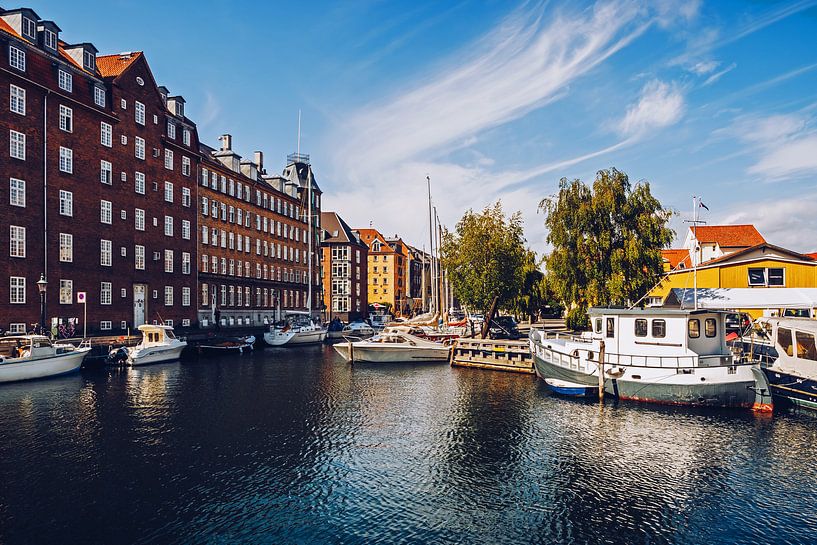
[77,292,87,338]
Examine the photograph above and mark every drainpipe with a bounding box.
[43,92,48,328]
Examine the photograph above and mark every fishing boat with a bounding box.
[333,332,451,363]
[529,308,773,411]
[0,335,90,383]
[263,311,327,347]
[754,317,817,411]
[198,335,255,354]
[108,324,187,366]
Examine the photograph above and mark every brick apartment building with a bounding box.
[0,8,198,334]
[197,136,322,327]
[320,211,368,322]
[0,5,324,335]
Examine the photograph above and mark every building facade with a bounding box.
[0,7,199,334]
[320,212,368,322]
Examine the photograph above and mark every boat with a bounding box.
[326,318,346,340]
[263,311,327,347]
[108,324,187,366]
[198,335,255,354]
[383,324,458,343]
[369,312,392,332]
[545,378,595,397]
[529,308,773,411]
[0,335,90,383]
[754,316,817,411]
[341,321,375,339]
[333,332,451,363]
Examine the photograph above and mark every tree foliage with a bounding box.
[508,251,561,321]
[541,168,674,310]
[441,202,527,314]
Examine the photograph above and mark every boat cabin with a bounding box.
[587,308,732,366]
[0,335,53,360]
[757,317,817,377]
[137,325,177,346]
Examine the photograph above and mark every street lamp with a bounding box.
[36,274,48,334]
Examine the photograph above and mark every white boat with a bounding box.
[529,308,773,411]
[109,324,187,366]
[0,335,90,383]
[263,311,327,347]
[754,316,817,411]
[333,332,451,363]
[198,335,255,354]
[341,321,375,339]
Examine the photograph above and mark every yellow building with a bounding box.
[649,243,817,317]
[356,229,409,314]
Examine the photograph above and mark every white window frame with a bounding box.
[59,105,73,132]
[9,225,25,257]
[9,46,25,71]
[164,181,173,203]
[101,282,112,305]
[100,200,112,224]
[100,160,112,185]
[9,178,25,207]
[135,171,145,195]
[164,249,174,273]
[135,136,145,160]
[135,209,145,231]
[59,233,73,262]
[182,187,191,207]
[100,239,112,267]
[59,279,73,305]
[10,130,25,160]
[164,216,173,237]
[164,286,174,306]
[10,84,25,115]
[167,121,176,139]
[59,190,73,216]
[101,122,112,147]
[164,148,174,170]
[58,69,72,92]
[59,147,73,173]
[135,245,145,270]
[182,220,191,240]
[135,101,145,125]
[10,276,25,304]
[94,86,105,107]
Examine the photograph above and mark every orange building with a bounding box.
[356,229,410,315]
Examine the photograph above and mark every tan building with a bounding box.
[356,229,409,315]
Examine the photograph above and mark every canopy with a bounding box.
[664,288,817,310]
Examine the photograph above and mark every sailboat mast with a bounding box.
[693,196,698,311]
[427,176,435,314]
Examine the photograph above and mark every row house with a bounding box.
[320,211,368,322]
[357,228,409,316]
[0,7,199,334]
[197,136,322,327]
[406,244,431,314]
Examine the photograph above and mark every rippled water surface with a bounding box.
[1,345,816,544]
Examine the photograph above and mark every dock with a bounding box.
[450,338,534,374]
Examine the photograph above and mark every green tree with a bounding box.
[541,168,673,314]
[441,202,527,316]
[508,250,561,322]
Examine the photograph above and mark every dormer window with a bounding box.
[22,18,36,40]
[175,102,184,117]
[44,29,57,51]
[58,69,72,92]
[83,50,95,71]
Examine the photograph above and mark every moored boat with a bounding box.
[326,318,345,340]
[199,335,255,354]
[0,335,90,383]
[263,311,327,347]
[108,324,187,366]
[341,320,375,339]
[333,332,451,363]
[545,378,595,397]
[529,308,773,411]
[754,316,817,411]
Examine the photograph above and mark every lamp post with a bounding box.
[36,274,48,334]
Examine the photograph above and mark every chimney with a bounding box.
[220,134,232,151]
[254,151,264,170]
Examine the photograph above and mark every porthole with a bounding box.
[136,76,145,86]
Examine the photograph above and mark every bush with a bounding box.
[565,306,589,331]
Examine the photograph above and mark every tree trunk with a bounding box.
[481,295,499,339]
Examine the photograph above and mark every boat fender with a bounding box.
[606,366,625,378]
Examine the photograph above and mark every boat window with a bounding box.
[594,318,602,334]
[705,318,717,338]
[605,318,615,338]
[166,330,176,339]
[634,319,647,337]
[688,319,700,339]
[795,331,817,361]
[777,327,793,357]
[652,319,666,338]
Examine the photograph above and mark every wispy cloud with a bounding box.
[618,79,685,136]
[721,194,817,252]
[702,62,736,86]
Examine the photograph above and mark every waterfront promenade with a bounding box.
[1,346,815,544]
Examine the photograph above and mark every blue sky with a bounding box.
[33,0,817,254]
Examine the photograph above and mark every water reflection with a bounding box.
[0,349,816,544]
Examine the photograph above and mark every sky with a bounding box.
[31,0,817,255]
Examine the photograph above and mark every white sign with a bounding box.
[77,292,86,304]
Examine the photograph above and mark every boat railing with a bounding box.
[591,352,737,369]
[535,330,594,343]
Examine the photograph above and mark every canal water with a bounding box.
[1,345,816,545]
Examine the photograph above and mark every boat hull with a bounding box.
[130,343,187,366]
[545,378,595,397]
[333,343,449,363]
[263,329,326,346]
[764,368,817,411]
[0,349,89,383]
[533,348,771,409]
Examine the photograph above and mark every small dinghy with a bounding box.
[199,335,256,354]
[545,378,595,397]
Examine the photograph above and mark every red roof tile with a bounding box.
[661,249,691,269]
[97,52,143,78]
[691,225,765,247]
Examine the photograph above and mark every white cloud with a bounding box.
[618,80,685,136]
[748,135,817,179]
[702,62,736,86]
[720,195,817,252]
[689,60,719,75]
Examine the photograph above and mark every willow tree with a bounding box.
[540,168,673,319]
[441,202,527,316]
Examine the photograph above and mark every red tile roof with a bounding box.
[661,249,691,269]
[0,19,98,76]
[97,52,143,78]
[691,225,765,248]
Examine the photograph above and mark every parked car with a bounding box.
[488,316,523,340]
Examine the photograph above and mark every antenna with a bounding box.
[297,109,301,157]
[683,195,707,310]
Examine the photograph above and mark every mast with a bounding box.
[684,196,706,311]
[307,165,312,315]
[421,244,427,313]
[427,176,435,314]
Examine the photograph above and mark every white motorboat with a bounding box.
[333,332,451,363]
[0,335,90,383]
[263,311,327,347]
[109,324,187,366]
[754,317,817,411]
[341,321,375,339]
[529,308,773,411]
